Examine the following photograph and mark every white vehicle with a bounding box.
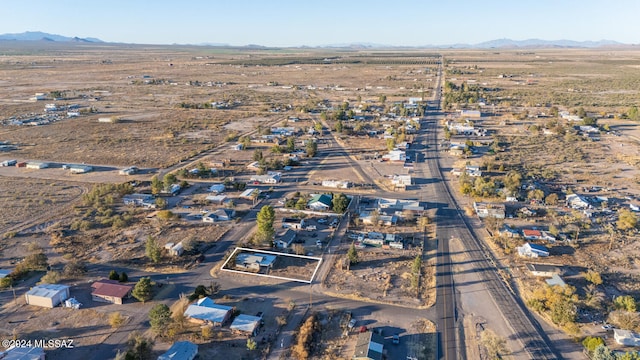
[306,225,317,231]
[317,218,328,224]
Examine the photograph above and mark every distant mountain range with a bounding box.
[320,38,625,49]
[0,32,627,49]
[0,31,103,43]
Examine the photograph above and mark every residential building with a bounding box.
[359,211,397,226]
[0,346,45,360]
[91,279,133,305]
[250,173,281,184]
[525,263,561,277]
[235,253,276,273]
[211,208,235,221]
[566,194,590,209]
[184,297,232,326]
[67,164,93,174]
[308,194,333,211]
[473,202,506,219]
[517,243,550,258]
[123,194,156,208]
[239,188,259,200]
[205,194,227,204]
[353,331,385,360]
[522,229,543,240]
[465,165,482,177]
[230,314,262,336]
[376,198,423,212]
[460,110,481,118]
[381,150,406,162]
[499,225,520,238]
[282,217,306,230]
[25,162,49,169]
[275,229,297,249]
[208,184,226,194]
[25,284,70,308]
[157,341,198,360]
[614,329,640,347]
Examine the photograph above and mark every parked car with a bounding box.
[306,225,317,231]
[602,324,614,330]
[392,334,400,344]
[348,319,357,329]
[317,218,328,224]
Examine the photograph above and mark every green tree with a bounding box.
[614,295,637,312]
[240,136,251,149]
[163,173,178,191]
[582,336,605,353]
[619,351,640,360]
[151,176,163,195]
[584,270,603,286]
[617,208,638,231]
[246,338,258,351]
[145,236,162,263]
[386,138,396,151]
[545,193,559,205]
[332,193,349,213]
[38,271,61,284]
[347,243,359,267]
[295,197,307,210]
[109,270,120,281]
[149,304,172,336]
[155,197,167,209]
[527,189,545,202]
[576,107,587,118]
[334,120,344,133]
[411,255,422,291]
[254,205,275,245]
[253,149,263,162]
[305,141,317,157]
[314,121,323,132]
[480,330,508,359]
[379,95,386,104]
[119,272,128,282]
[286,137,296,152]
[132,277,153,303]
[116,332,154,360]
[628,106,640,121]
[592,345,615,360]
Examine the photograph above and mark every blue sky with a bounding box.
[2,0,639,46]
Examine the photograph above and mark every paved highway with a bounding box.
[419,59,559,359]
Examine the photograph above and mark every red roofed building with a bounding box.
[91,279,133,305]
[522,229,542,240]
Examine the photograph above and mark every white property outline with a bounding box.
[221,247,323,284]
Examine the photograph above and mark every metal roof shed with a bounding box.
[25,284,70,308]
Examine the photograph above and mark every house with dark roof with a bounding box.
[308,194,333,211]
[91,279,133,305]
[353,331,385,360]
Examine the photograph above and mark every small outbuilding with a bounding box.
[25,284,70,308]
[230,314,262,336]
[157,341,198,360]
